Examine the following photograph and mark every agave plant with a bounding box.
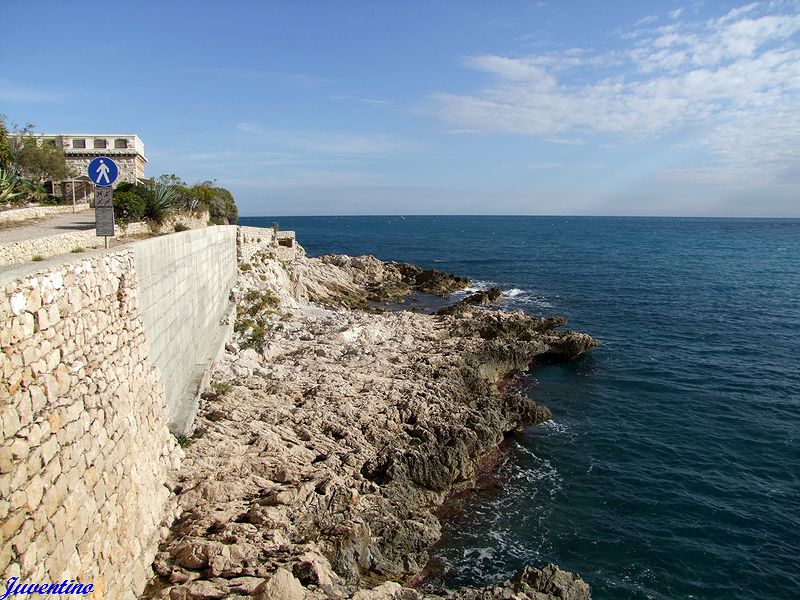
[144,183,179,224]
[19,179,48,203]
[0,168,25,205]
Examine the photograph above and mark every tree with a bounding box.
[0,116,12,173]
[6,121,73,185]
[186,180,238,224]
[156,173,186,187]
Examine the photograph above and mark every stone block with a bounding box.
[10,312,35,343]
[35,307,50,332]
[28,385,47,413]
[25,477,44,512]
[27,448,44,481]
[0,508,25,541]
[0,406,21,440]
[0,438,28,473]
[41,435,59,465]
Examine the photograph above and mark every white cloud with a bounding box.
[431,1,800,185]
[635,15,659,27]
[235,122,415,155]
[669,8,685,20]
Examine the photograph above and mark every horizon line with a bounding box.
[238,214,800,220]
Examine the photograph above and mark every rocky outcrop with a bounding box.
[436,288,502,316]
[143,244,595,600]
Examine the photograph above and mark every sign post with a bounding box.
[87,157,119,248]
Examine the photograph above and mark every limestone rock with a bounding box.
[252,568,306,600]
[144,237,597,599]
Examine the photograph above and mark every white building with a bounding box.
[44,133,148,184]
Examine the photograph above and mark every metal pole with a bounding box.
[72,179,76,213]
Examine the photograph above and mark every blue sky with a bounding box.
[2,1,799,216]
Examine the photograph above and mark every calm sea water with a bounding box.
[242,216,800,600]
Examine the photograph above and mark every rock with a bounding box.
[351,581,419,599]
[169,580,226,600]
[512,563,591,600]
[225,576,264,594]
[146,243,598,599]
[252,568,306,600]
[436,288,502,315]
[173,540,210,569]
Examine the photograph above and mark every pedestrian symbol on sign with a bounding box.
[87,156,118,187]
[95,160,111,185]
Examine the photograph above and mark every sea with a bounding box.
[241,216,800,600]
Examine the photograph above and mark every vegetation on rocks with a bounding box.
[234,289,281,351]
[113,175,239,228]
[156,174,239,225]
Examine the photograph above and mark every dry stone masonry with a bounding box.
[0,250,180,599]
[0,224,240,599]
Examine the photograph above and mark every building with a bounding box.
[7,132,149,205]
[47,133,148,185]
[9,132,148,184]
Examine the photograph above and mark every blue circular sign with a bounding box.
[87,156,119,187]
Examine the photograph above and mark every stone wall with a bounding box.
[0,225,239,597]
[0,212,211,267]
[0,204,91,225]
[237,226,297,263]
[0,250,179,599]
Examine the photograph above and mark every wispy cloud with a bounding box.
[330,94,393,107]
[430,1,800,184]
[635,15,659,27]
[235,122,416,155]
[0,78,66,103]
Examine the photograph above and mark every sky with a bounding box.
[1,0,799,217]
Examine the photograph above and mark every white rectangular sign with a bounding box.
[96,206,115,237]
[95,186,113,208]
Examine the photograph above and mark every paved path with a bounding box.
[0,209,95,244]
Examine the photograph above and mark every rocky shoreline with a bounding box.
[143,243,597,600]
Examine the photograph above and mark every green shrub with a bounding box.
[234,289,280,351]
[113,182,181,225]
[240,263,252,272]
[187,181,238,224]
[113,189,146,224]
[31,255,44,262]
[174,223,190,232]
[71,247,84,253]
[174,434,192,448]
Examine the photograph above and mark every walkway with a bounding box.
[0,209,95,243]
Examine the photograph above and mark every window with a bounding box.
[72,139,86,149]
[114,138,128,149]
[94,139,107,149]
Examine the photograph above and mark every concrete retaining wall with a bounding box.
[132,226,237,431]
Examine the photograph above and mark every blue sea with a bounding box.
[242,216,800,600]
